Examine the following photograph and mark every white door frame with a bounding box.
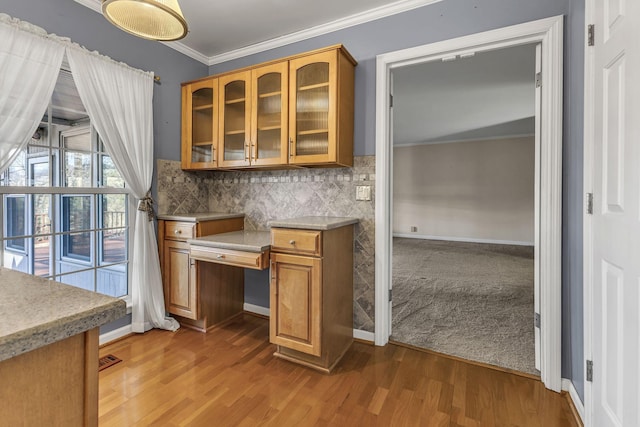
[374,15,564,392]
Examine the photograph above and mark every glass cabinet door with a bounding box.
[289,50,337,164]
[182,78,217,170]
[219,71,251,167]
[250,62,288,166]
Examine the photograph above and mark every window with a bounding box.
[5,195,26,252]
[0,68,130,298]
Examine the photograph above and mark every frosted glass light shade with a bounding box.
[102,0,188,41]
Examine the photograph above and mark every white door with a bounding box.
[589,1,640,426]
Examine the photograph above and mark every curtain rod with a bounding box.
[60,65,161,83]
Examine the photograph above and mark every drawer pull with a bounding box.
[174,229,182,235]
[289,240,295,245]
[216,254,225,259]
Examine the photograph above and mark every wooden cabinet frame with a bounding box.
[182,78,218,170]
[181,45,356,171]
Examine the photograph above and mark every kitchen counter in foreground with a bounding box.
[0,267,126,362]
[0,267,126,426]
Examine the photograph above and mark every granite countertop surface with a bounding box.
[157,212,245,222]
[268,216,359,230]
[189,230,271,252]
[0,268,126,363]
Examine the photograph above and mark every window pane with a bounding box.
[62,195,92,262]
[101,230,126,264]
[3,236,30,274]
[30,161,49,187]
[1,150,27,186]
[101,155,125,188]
[5,195,26,251]
[63,232,92,261]
[33,235,51,277]
[62,195,91,231]
[33,194,51,238]
[63,130,91,152]
[64,151,91,187]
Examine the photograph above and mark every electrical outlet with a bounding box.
[356,186,371,201]
[410,226,417,232]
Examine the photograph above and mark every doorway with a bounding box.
[390,43,538,375]
[374,16,564,392]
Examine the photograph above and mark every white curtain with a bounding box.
[67,47,179,332]
[0,14,65,173]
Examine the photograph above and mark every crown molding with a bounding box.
[73,0,209,64]
[207,0,443,65]
[159,41,210,64]
[74,0,443,66]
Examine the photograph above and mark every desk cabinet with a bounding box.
[158,217,244,332]
[269,224,354,372]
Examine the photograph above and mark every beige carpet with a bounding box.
[391,238,538,375]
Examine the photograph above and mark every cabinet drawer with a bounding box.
[190,245,269,270]
[165,222,195,241]
[271,229,322,256]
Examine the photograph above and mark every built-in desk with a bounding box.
[188,230,271,270]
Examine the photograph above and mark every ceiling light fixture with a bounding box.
[102,0,188,41]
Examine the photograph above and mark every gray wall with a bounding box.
[563,0,585,402]
[210,0,584,399]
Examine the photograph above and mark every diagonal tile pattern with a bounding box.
[157,157,376,331]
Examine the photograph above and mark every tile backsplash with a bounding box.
[157,157,376,332]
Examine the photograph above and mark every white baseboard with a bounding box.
[353,329,375,342]
[244,303,270,317]
[562,378,584,423]
[99,324,133,346]
[393,233,534,246]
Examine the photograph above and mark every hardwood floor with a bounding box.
[99,314,578,426]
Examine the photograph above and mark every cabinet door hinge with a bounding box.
[534,312,541,328]
[588,24,595,46]
[388,289,393,302]
[587,192,594,215]
[535,72,542,88]
[586,360,593,382]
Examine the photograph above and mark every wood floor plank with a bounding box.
[99,314,579,427]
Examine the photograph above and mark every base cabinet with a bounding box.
[159,217,244,332]
[0,329,99,426]
[269,225,354,372]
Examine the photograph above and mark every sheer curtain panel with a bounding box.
[0,14,65,173]
[67,47,179,332]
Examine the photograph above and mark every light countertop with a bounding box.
[189,230,271,253]
[157,212,245,222]
[268,216,359,230]
[0,268,126,362]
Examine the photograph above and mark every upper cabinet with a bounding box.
[218,71,252,168]
[289,49,354,167]
[251,63,289,167]
[181,78,218,170]
[181,45,356,171]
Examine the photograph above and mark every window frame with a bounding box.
[0,109,133,299]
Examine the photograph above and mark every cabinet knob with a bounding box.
[289,240,295,245]
[216,254,225,259]
[174,229,182,234]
